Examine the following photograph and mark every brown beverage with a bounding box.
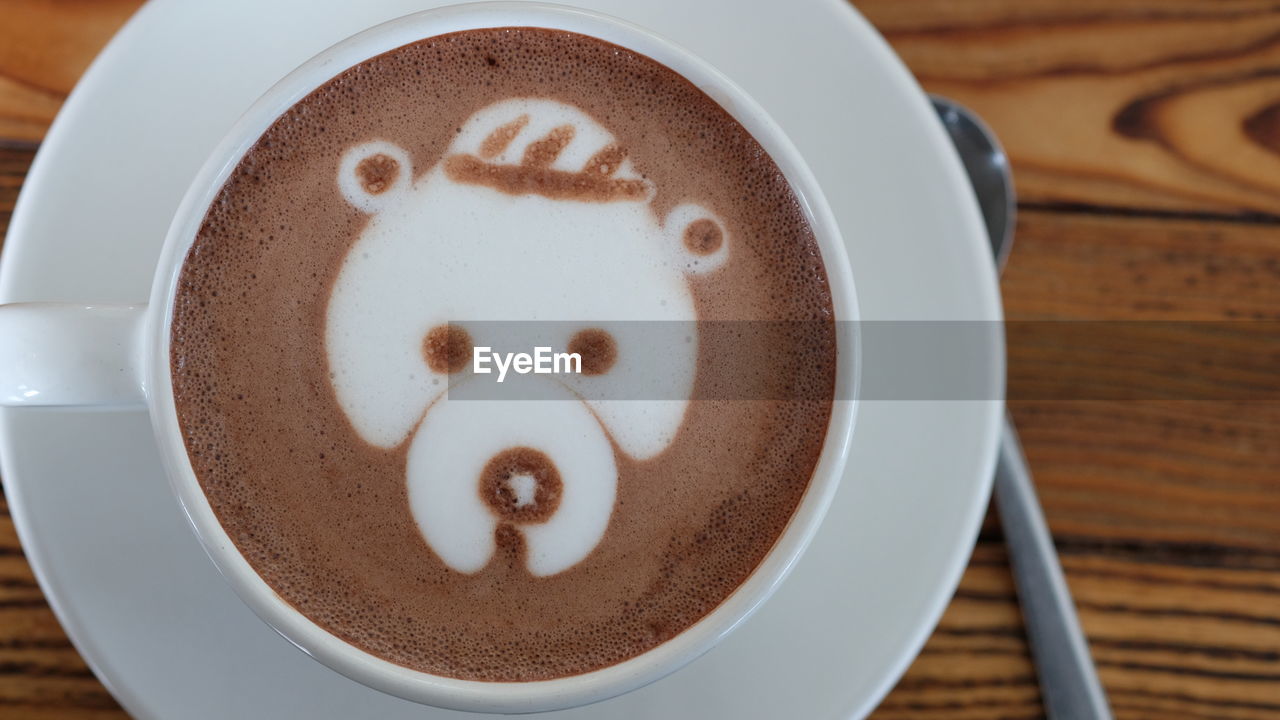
[170,27,836,681]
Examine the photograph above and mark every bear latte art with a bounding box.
[171,28,837,681]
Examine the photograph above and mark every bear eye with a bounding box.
[568,328,617,375]
[422,324,472,374]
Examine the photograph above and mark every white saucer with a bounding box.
[0,0,1002,717]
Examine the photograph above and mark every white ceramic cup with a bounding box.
[0,2,858,714]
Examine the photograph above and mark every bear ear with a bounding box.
[665,203,729,275]
[338,141,413,213]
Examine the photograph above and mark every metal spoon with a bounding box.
[931,95,1114,720]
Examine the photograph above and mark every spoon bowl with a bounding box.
[930,96,1016,270]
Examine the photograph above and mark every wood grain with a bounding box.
[0,0,141,143]
[854,0,1280,715]
[1,1,1278,718]
[858,0,1280,217]
[869,209,1280,720]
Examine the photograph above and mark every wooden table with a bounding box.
[2,1,1277,717]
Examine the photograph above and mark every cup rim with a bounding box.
[144,2,860,713]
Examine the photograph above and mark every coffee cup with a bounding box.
[0,3,858,713]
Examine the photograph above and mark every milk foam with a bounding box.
[508,475,537,507]
[408,380,616,577]
[326,98,725,575]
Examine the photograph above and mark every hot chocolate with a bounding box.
[170,27,836,682]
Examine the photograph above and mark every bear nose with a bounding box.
[479,447,563,524]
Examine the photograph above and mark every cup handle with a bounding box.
[0,303,147,408]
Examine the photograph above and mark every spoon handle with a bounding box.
[995,417,1113,720]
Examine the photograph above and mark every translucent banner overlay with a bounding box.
[440,321,1278,401]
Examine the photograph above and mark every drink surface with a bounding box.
[171,27,836,681]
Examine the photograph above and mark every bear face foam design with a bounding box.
[326,98,729,577]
